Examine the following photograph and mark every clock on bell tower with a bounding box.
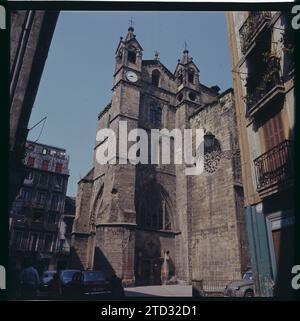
[114,26,143,86]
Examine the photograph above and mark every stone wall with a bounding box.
[189,91,250,284]
[94,226,136,286]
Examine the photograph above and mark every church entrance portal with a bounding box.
[140,257,163,285]
[136,237,163,285]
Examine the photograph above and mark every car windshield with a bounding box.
[243,271,253,280]
[61,271,78,282]
[43,271,56,278]
[83,272,106,282]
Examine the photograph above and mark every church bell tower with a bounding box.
[88,26,143,286]
[174,47,202,282]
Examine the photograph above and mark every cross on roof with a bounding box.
[129,17,134,28]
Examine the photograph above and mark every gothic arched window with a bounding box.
[188,68,195,84]
[159,200,171,230]
[116,48,123,63]
[136,182,172,231]
[164,205,171,230]
[151,70,160,87]
[150,105,162,125]
[140,201,170,230]
[177,70,183,85]
[128,50,136,64]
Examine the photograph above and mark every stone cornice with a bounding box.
[95,223,137,228]
[98,101,112,120]
[71,231,90,237]
[176,86,201,97]
[113,65,142,78]
[94,223,180,235]
[141,82,176,98]
[142,59,175,80]
[111,79,141,92]
[176,99,202,110]
[141,91,176,106]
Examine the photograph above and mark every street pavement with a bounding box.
[124,285,193,297]
[34,285,193,298]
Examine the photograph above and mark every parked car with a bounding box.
[63,271,124,299]
[40,270,57,291]
[224,270,254,297]
[59,269,81,287]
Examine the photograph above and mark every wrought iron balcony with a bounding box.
[239,11,271,55]
[245,56,285,117]
[284,47,295,76]
[30,220,44,229]
[44,221,59,231]
[282,26,295,76]
[31,200,47,209]
[12,216,26,227]
[254,140,293,195]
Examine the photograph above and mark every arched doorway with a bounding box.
[134,175,176,285]
[136,236,162,285]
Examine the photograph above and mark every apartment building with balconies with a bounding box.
[9,11,59,208]
[226,11,295,297]
[9,141,70,272]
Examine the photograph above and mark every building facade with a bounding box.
[9,10,59,207]
[57,196,76,257]
[226,11,295,297]
[72,26,250,290]
[9,141,70,272]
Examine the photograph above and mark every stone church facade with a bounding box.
[71,26,249,288]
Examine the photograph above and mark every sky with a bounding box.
[27,11,233,197]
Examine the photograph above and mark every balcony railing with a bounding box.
[30,220,44,229]
[44,221,59,231]
[12,216,26,227]
[239,11,271,55]
[31,201,46,209]
[284,48,295,76]
[254,140,294,193]
[245,56,284,117]
[23,178,34,185]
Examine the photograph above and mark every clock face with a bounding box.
[126,71,138,83]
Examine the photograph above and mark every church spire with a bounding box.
[174,42,200,96]
[125,17,135,41]
[181,41,192,64]
[125,26,135,41]
[114,19,143,76]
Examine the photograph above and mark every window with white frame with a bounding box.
[44,234,54,252]
[28,232,39,251]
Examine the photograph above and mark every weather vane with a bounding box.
[184,40,188,51]
[129,17,134,28]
